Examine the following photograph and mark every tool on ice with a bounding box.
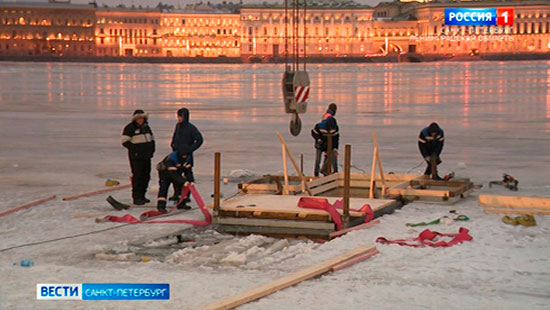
[489,174,518,191]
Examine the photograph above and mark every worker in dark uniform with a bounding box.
[311,103,339,176]
[169,108,203,202]
[156,151,193,213]
[121,109,155,205]
[418,122,444,180]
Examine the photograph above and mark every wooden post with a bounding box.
[300,153,305,193]
[372,132,387,197]
[281,143,289,195]
[300,153,304,175]
[214,152,221,212]
[326,133,333,175]
[369,146,377,199]
[276,132,313,196]
[343,144,351,228]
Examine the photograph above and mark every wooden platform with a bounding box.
[239,173,474,204]
[387,177,475,204]
[212,194,400,239]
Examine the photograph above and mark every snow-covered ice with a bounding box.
[1,61,549,309]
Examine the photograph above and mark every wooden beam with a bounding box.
[410,179,472,188]
[329,220,380,238]
[307,173,340,188]
[479,194,550,210]
[343,144,351,228]
[331,249,379,272]
[372,132,387,196]
[0,195,56,217]
[281,143,289,195]
[62,184,131,201]
[195,245,376,310]
[215,217,335,230]
[387,188,452,198]
[369,146,377,199]
[214,152,221,212]
[350,173,420,182]
[326,133,333,175]
[277,132,312,196]
[309,180,339,196]
[483,208,550,215]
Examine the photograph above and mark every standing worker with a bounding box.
[121,109,155,205]
[311,103,339,176]
[418,122,444,180]
[170,108,203,201]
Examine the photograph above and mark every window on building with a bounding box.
[100,28,104,34]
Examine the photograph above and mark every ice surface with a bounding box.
[1,61,549,309]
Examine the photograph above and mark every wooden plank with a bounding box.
[306,173,340,188]
[62,184,131,201]
[372,132,387,196]
[214,152,221,211]
[449,183,474,197]
[277,132,312,195]
[331,249,379,272]
[282,143,289,195]
[329,220,380,238]
[309,180,339,196]
[195,245,376,310]
[369,145,377,199]
[216,217,335,230]
[387,188,452,198]
[479,194,550,210]
[483,208,550,215]
[350,173,420,182]
[409,179,472,188]
[0,195,56,217]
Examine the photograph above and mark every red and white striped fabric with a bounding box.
[294,85,310,103]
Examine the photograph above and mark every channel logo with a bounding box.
[37,283,170,300]
[445,8,514,26]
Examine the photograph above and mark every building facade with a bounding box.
[0,0,549,59]
[0,1,95,57]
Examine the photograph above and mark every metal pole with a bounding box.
[343,144,351,228]
[303,0,307,71]
[214,152,221,212]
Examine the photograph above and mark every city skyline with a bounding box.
[5,0,388,8]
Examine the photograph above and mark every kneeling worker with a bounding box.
[418,122,444,180]
[156,151,194,213]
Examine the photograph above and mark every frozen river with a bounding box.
[1,60,550,188]
[1,61,549,310]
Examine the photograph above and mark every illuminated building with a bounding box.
[240,4,373,58]
[160,8,240,57]
[0,0,549,60]
[95,7,161,57]
[0,0,95,57]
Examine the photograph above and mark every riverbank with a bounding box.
[1,52,549,64]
